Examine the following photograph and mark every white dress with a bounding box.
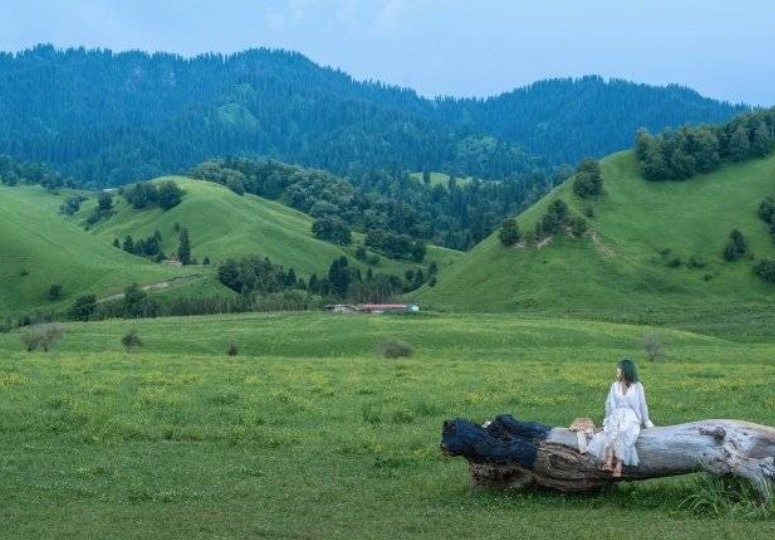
[587,381,654,466]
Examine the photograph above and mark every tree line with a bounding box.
[635,107,774,182]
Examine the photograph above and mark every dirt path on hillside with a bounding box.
[589,230,615,257]
[97,274,202,304]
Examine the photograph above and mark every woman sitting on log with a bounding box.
[587,358,655,477]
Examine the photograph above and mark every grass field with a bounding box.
[81,176,462,277]
[1,311,774,539]
[417,151,775,314]
[0,185,202,316]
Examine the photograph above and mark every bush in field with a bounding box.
[753,259,775,284]
[47,283,63,301]
[120,329,143,352]
[498,218,521,247]
[643,332,664,362]
[227,343,239,356]
[20,324,64,352]
[723,229,747,261]
[377,337,414,359]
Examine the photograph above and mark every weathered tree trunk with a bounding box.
[440,415,775,501]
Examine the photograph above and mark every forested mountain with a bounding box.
[434,76,748,165]
[0,45,747,187]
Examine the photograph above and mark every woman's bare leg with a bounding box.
[602,446,614,471]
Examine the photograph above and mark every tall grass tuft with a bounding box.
[680,474,773,518]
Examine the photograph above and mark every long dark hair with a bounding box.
[618,358,639,386]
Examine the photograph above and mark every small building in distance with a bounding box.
[323,303,420,314]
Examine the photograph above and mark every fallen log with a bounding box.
[440,414,775,501]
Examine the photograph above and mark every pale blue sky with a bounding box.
[0,0,772,105]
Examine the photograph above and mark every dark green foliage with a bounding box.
[202,256,211,265]
[122,231,164,260]
[47,284,63,301]
[217,256,292,296]
[758,197,775,224]
[158,181,184,210]
[113,238,120,249]
[377,337,414,359]
[58,194,87,216]
[569,216,588,237]
[636,108,775,181]
[122,283,158,318]
[227,343,238,356]
[191,157,549,251]
[312,217,352,245]
[67,294,97,321]
[751,121,774,157]
[723,229,747,261]
[365,230,426,262]
[498,218,521,246]
[97,190,114,212]
[121,329,143,351]
[123,182,159,209]
[726,126,751,162]
[535,200,570,238]
[0,154,68,189]
[178,228,191,265]
[86,190,115,226]
[572,158,604,199]
[0,48,742,196]
[753,259,775,283]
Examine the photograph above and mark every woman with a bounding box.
[587,358,655,477]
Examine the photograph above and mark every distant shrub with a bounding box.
[377,337,414,359]
[0,319,14,333]
[58,194,87,216]
[569,216,588,238]
[723,229,747,262]
[68,294,97,321]
[643,332,664,362]
[753,259,775,284]
[47,284,64,301]
[19,269,29,277]
[583,206,595,218]
[688,256,707,269]
[227,343,239,356]
[572,158,604,199]
[20,324,64,352]
[120,329,143,351]
[498,218,521,247]
[202,256,211,266]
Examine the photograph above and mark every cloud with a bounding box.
[265,0,319,31]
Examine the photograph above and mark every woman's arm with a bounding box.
[638,383,655,428]
[604,383,615,420]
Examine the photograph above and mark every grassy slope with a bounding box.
[417,151,775,314]
[0,312,774,538]
[84,177,461,277]
[0,185,202,315]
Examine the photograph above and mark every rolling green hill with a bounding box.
[82,177,461,278]
[416,151,775,315]
[0,185,205,315]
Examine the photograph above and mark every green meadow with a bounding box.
[0,185,200,316]
[1,311,774,539]
[81,176,461,277]
[418,151,775,314]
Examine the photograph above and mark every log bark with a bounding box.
[440,414,775,501]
